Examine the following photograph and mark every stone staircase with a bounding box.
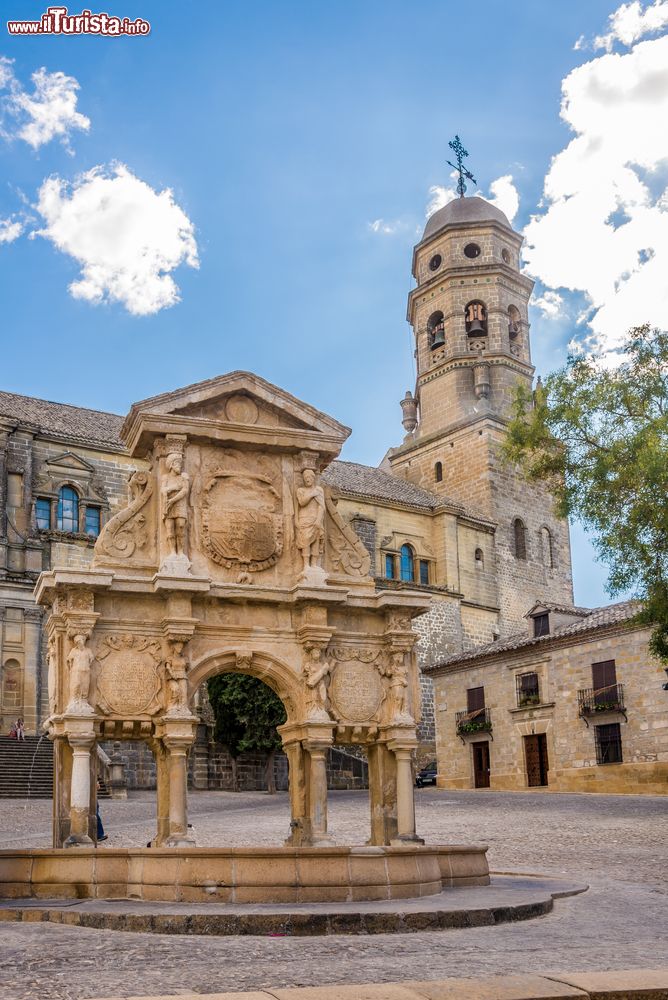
[0,736,111,799]
[0,735,53,798]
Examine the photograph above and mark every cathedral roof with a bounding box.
[426,600,643,673]
[0,389,125,451]
[422,195,512,243]
[322,460,463,512]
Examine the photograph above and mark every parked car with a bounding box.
[415,761,437,787]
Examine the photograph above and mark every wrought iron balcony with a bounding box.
[456,707,492,736]
[577,684,626,723]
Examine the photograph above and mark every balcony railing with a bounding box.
[577,684,626,722]
[456,707,492,736]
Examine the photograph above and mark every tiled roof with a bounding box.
[427,600,642,672]
[322,460,463,512]
[0,390,125,450]
[526,601,591,618]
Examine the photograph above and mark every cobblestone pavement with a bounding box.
[0,789,667,1000]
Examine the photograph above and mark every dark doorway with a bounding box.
[524,733,549,787]
[472,741,490,788]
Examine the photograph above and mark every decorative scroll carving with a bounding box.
[325,494,371,578]
[95,634,163,716]
[303,643,333,721]
[94,470,153,562]
[202,454,283,571]
[66,634,95,715]
[330,647,381,664]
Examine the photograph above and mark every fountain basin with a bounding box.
[0,844,488,904]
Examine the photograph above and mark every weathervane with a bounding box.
[447,135,476,198]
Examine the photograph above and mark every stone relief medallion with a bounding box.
[329,661,384,723]
[95,635,163,716]
[202,471,283,571]
[225,395,259,425]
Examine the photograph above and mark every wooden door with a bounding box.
[472,741,490,788]
[524,733,549,786]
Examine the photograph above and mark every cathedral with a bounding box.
[3,192,662,796]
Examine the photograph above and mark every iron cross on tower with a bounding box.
[447,135,476,198]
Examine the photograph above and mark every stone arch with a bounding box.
[187,648,302,725]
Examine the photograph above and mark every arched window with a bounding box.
[540,527,554,569]
[508,305,521,339]
[57,486,79,533]
[435,461,443,482]
[513,518,527,560]
[400,544,415,582]
[474,547,484,570]
[464,300,487,336]
[427,311,445,350]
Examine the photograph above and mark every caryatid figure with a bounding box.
[303,644,332,720]
[387,651,411,721]
[165,640,190,716]
[296,468,325,575]
[66,634,94,710]
[161,453,190,557]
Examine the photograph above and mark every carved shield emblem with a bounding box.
[95,635,163,717]
[329,662,384,723]
[202,472,283,571]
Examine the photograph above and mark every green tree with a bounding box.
[207,674,287,793]
[503,324,668,660]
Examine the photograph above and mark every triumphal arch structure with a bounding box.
[37,372,431,850]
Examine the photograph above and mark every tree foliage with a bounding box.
[503,324,668,660]
[207,673,286,772]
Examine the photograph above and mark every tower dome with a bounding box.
[422,195,511,243]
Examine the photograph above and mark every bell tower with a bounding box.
[388,180,574,632]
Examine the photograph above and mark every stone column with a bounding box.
[163,735,194,846]
[392,747,424,845]
[52,735,72,848]
[367,742,397,846]
[283,738,308,845]
[64,734,95,847]
[305,742,332,845]
[150,740,170,846]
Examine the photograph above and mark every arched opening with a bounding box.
[513,518,527,560]
[1,658,22,713]
[465,300,487,337]
[427,310,445,350]
[434,461,443,482]
[57,485,79,533]
[474,547,484,571]
[508,305,521,339]
[540,527,554,569]
[400,543,415,582]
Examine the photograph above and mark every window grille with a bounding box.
[516,671,540,707]
[594,723,623,765]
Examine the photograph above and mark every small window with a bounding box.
[385,553,396,580]
[427,311,445,350]
[400,544,414,582]
[57,486,79,533]
[419,560,429,586]
[595,723,623,765]
[517,671,540,707]
[85,506,101,537]
[508,305,521,339]
[464,300,487,335]
[474,547,484,570]
[513,518,527,560]
[35,498,51,531]
[502,248,511,264]
[429,253,442,272]
[540,527,554,568]
[533,613,550,637]
[464,243,481,259]
[435,461,443,482]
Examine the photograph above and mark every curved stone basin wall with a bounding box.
[0,844,488,904]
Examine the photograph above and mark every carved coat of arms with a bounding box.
[202,471,283,571]
[95,634,163,717]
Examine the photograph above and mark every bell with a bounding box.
[467,319,486,336]
[431,328,445,349]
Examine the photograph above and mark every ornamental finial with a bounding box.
[447,135,477,198]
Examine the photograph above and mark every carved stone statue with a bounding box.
[165,640,190,716]
[383,651,412,722]
[66,634,95,714]
[161,453,190,558]
[47,635,57,716]
[296,468,325,577]
[303,644,332,721]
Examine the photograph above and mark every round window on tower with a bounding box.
[464,243,481,259]
[429,254,442,272]
[502,248,511,264]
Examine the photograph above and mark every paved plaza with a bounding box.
[0,788,667,999]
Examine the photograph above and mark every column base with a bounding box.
[390,834,425,846]
[64,834,94,848]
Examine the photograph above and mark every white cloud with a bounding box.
[593,0,668,50]
[532,289,564,318]
[425,176,520,223]
[0,57,89,150]
[35,164,199,316]
[523,22,668,355]
[0,216,23,243]
[368,218,399,235]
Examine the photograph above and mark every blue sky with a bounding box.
[2,0,666,606]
